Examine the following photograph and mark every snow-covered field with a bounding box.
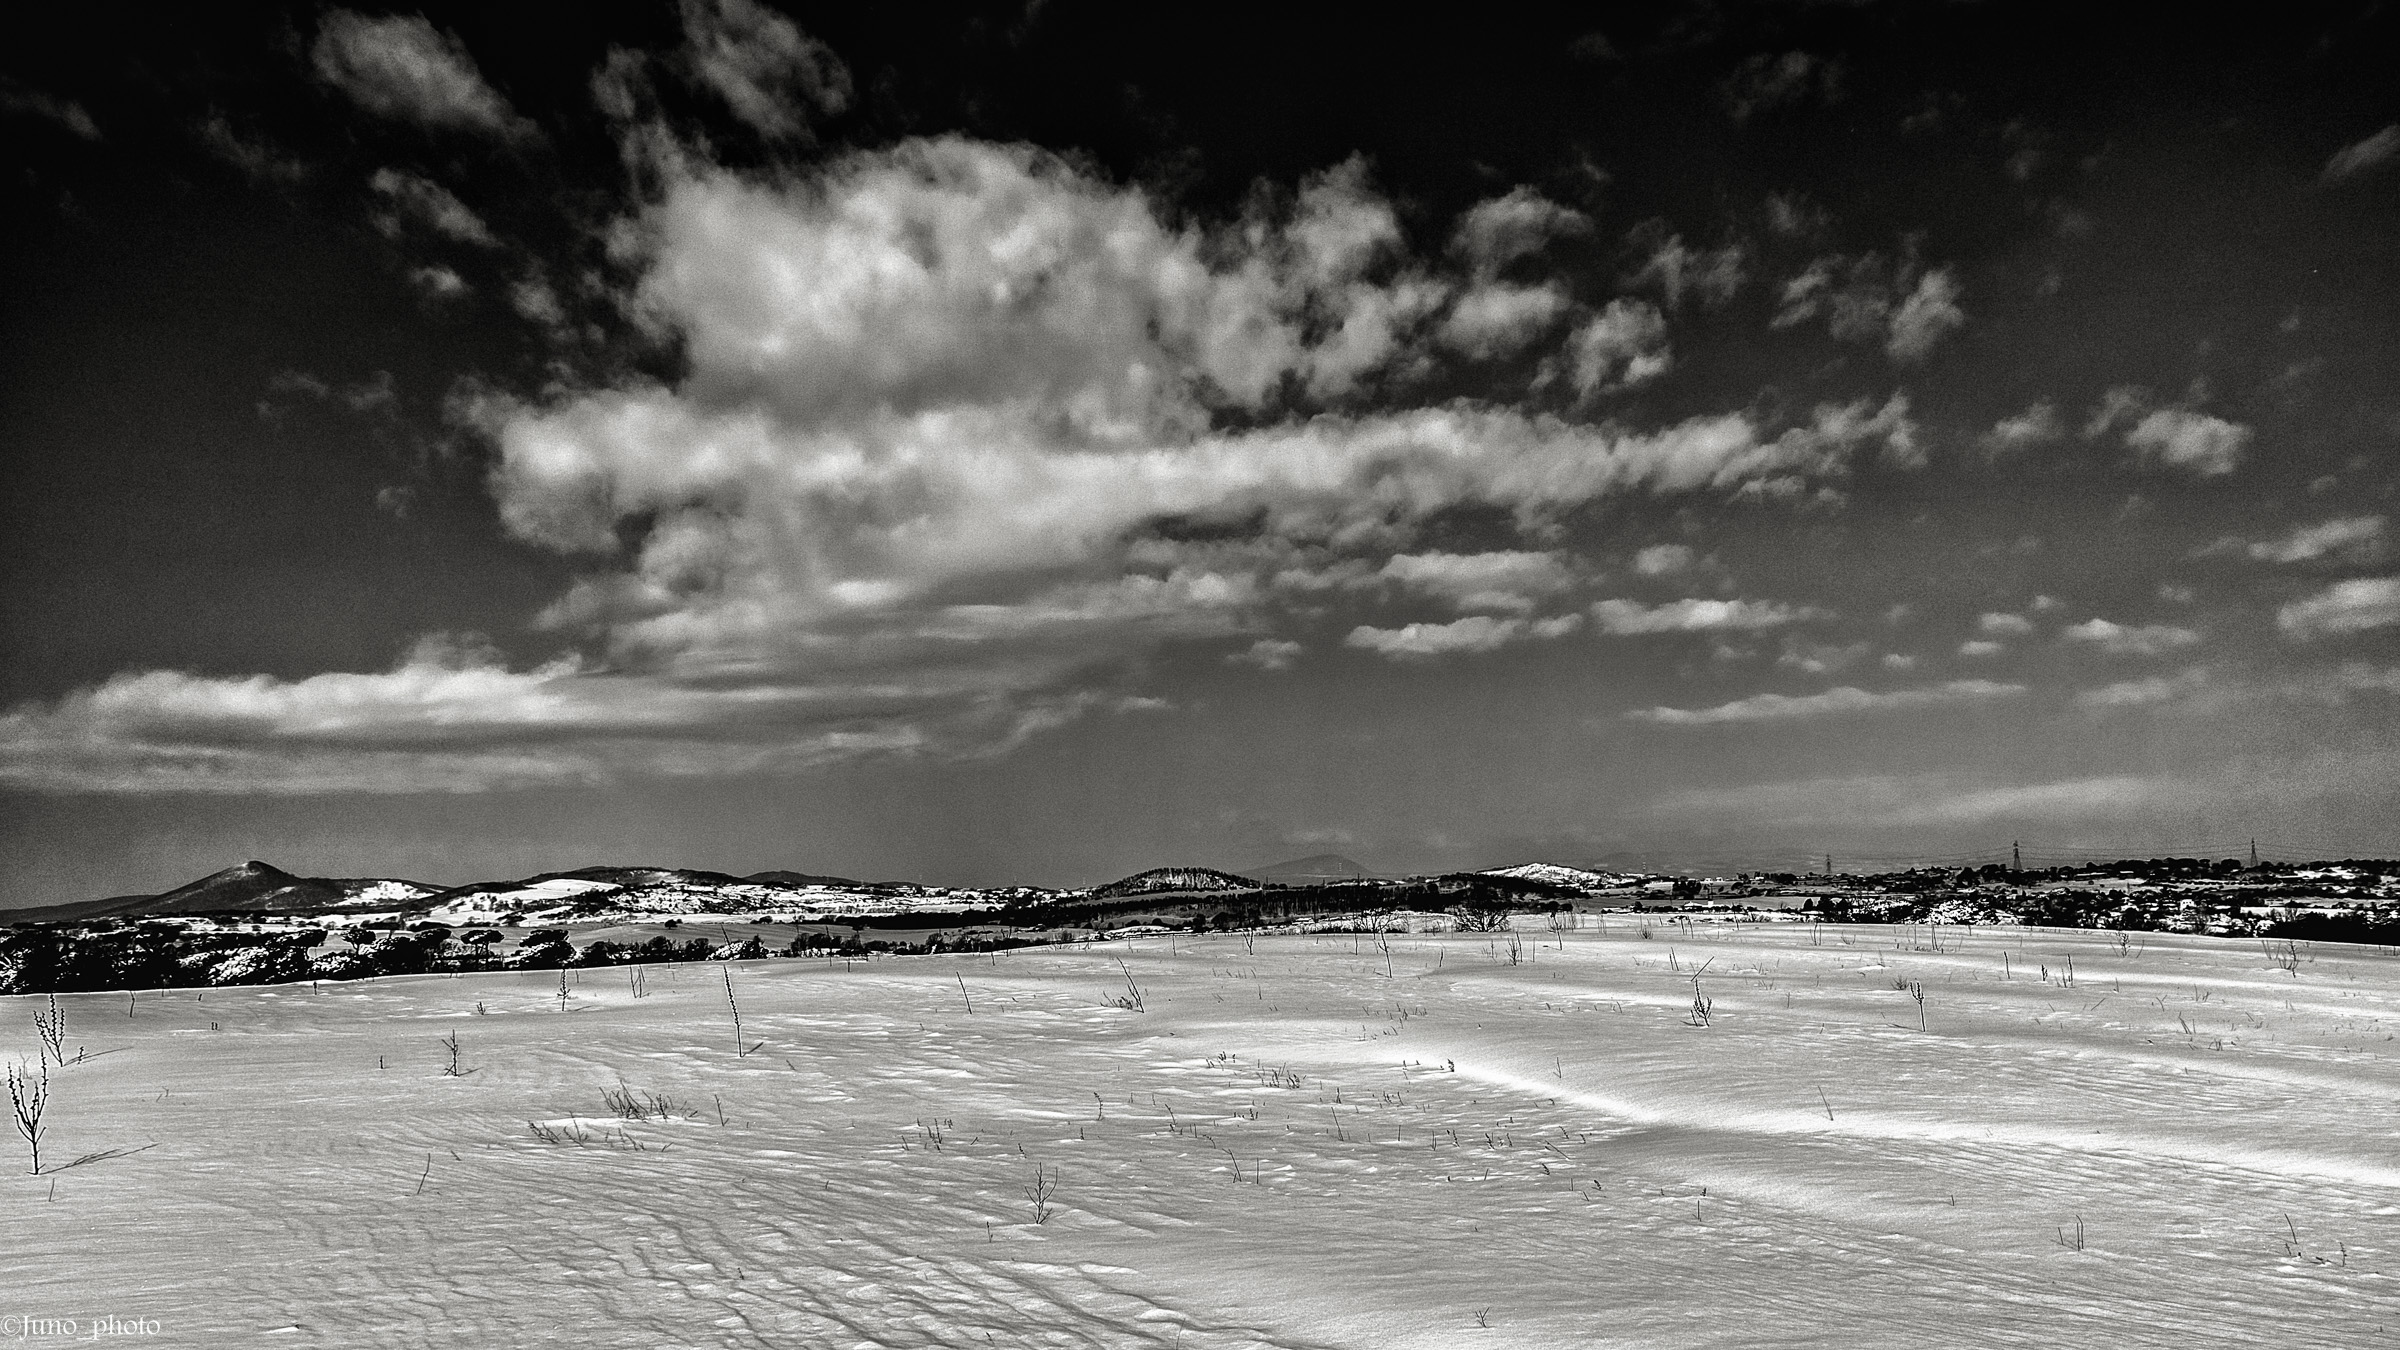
[6,923,2396,1347]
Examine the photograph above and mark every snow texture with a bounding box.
[5,922,2396,1346]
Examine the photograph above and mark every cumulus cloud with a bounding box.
[1628,678,2024,726]
[1981,400,2063,455]
[2322,124,2400,183]
[408,264,470,301]
[2061,618,2201,656]
[1449,187,1591,273]
[2277,577,2400,639]
[1345,613,1582,658]
[312,11,534,140]
[678,0,851,143]
[1590,597,1818,635]
[1439,281,1575,360]
[1379,551,1575,612]
[2245,515,2384,565]
[2125,408,2251,476]
[370,168,499,245]
[1632,543,1695,576]
[1773,253,1966,363]
[1976,611,2033,637]
[3,136,1925,793]
[1540,299,1671,396]
[1885,268,1966,362]
[2084,387,2252,476]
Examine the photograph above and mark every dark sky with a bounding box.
[4,2,2398,906]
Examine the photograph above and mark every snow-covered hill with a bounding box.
[1477,861,1634,892]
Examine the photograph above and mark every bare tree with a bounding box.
[6,1058,47,1174]
[1025,1165,1058,1224]
[33,996,65,1067]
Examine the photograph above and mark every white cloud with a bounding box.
[311,11,533,139]
[0,636,1030,794]
[1957,639,2006,658]
[2076,667,2212,709]
[1379,551,1574,612]
[1982,400,2063,454]
[679,0,851,143]
[1345,613,1582,658]
[1719,52,1841,123]
[1976,611,2033,636]
[2061,618,2202,657]
[2246,515,2384,565]
[2323,124,2400,183]
[3,135,1932,793]
[1541,298,1671,396]
[1590,597,1818,635]
[1632,543,1695,576]
[1628,678,2024,726]
[1449,188,1590,273]
[370,168,498,246]
[198,113,309,182]
[1228,638,1302,671]
[1624,221,1745,309]
[1885,267,1966,363]
[1774,253,1965,363]
[2125,408,2251,476]
[2277,577,2400,639]
[1650,770,2167,827]
[1439,281,1574,360]
[1776,638,1870,675]
[408,264,470,300]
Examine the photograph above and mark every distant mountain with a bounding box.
[1091,866,1260,899]
[745,870,865,889]
[0,861,443,926]
[1246,853,1374,883]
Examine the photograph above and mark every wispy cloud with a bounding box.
[1591,597,1819,635]
[1628,679,2024,726]
[1345,614,1582,658]
[2323,124,2400,183]
[312,11,536,140]
[2061,618,2201,657]
[2244,515,2384,565]
[1380,551,1576,613]
[370,168,499,246]
[678,0,851,144]
[1773,253,1966,364]
[0,78,100,140]
[1648,770,2170,827]
[1719,52,1841,123]
[1981,400,2062,455]
[2278,577,2400,639]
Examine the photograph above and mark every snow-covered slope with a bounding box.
[1477,861,1632,892]
[7,924,2395,1346]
